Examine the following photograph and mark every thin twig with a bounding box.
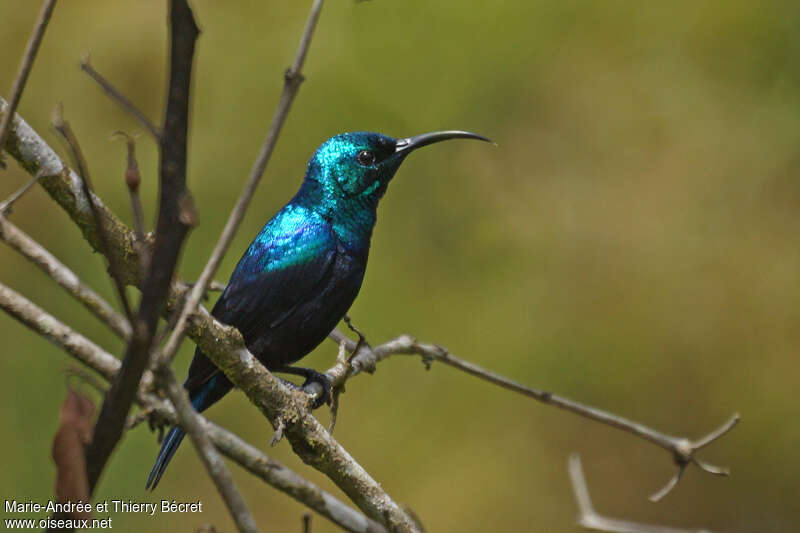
[568,454,712,533]
[0,215,131,339]
[51,103,135,322]
[0,281,385,533]
[155,0,325,368]
[80,53,162,140]
[0,170,45,214]
[0,0,58,168]
[157,366,259,533]
[327,330,739,500]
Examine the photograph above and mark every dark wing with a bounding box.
[184,218,336,391]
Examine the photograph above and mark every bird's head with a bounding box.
[301,130,491,212]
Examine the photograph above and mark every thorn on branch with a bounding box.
[649,414,740,502]
[569,454,713,533]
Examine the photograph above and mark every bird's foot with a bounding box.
[277,366,332,409]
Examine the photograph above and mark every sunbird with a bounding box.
[147,130,490,489]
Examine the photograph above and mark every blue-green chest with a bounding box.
[241,203,373,277]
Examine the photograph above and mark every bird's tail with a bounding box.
[146,373,229,490]
[145,425,185,490]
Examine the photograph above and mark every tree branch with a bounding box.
[0,282,119,382]
[2,90,735,522]
[326,329,738,501]
[156,365,259,533]
[0,0,57,169]
[158,0,325,367]
[2,81,416,532]
[0,280,385,533]
[1,96,143,286]
[83,0,199,493]
[0,215,131,339]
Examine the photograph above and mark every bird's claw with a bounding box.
[277,366,331,409]
[302,370,332,409]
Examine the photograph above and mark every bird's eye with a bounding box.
[356,150,376,166]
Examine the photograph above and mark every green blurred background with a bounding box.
[2,1,799,531]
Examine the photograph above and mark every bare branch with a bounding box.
[327,330,738,500]
[568,455,712,533]
[2,97,425,531]
[80,54,161,140]
[0,215,131,339]
[0,0,58,168]
[144,391,387,533]
[156,366,259,533]
[51,103,135,322]
[0,280,385,533]
[157,0,325,368]
[1,97,143,286]
[84,0,199,493]
[0,282,120,382]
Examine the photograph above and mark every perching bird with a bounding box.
[146,130,490,489]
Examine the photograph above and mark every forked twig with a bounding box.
[569,454,712,533]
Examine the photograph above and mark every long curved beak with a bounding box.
[394,130,492,154]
